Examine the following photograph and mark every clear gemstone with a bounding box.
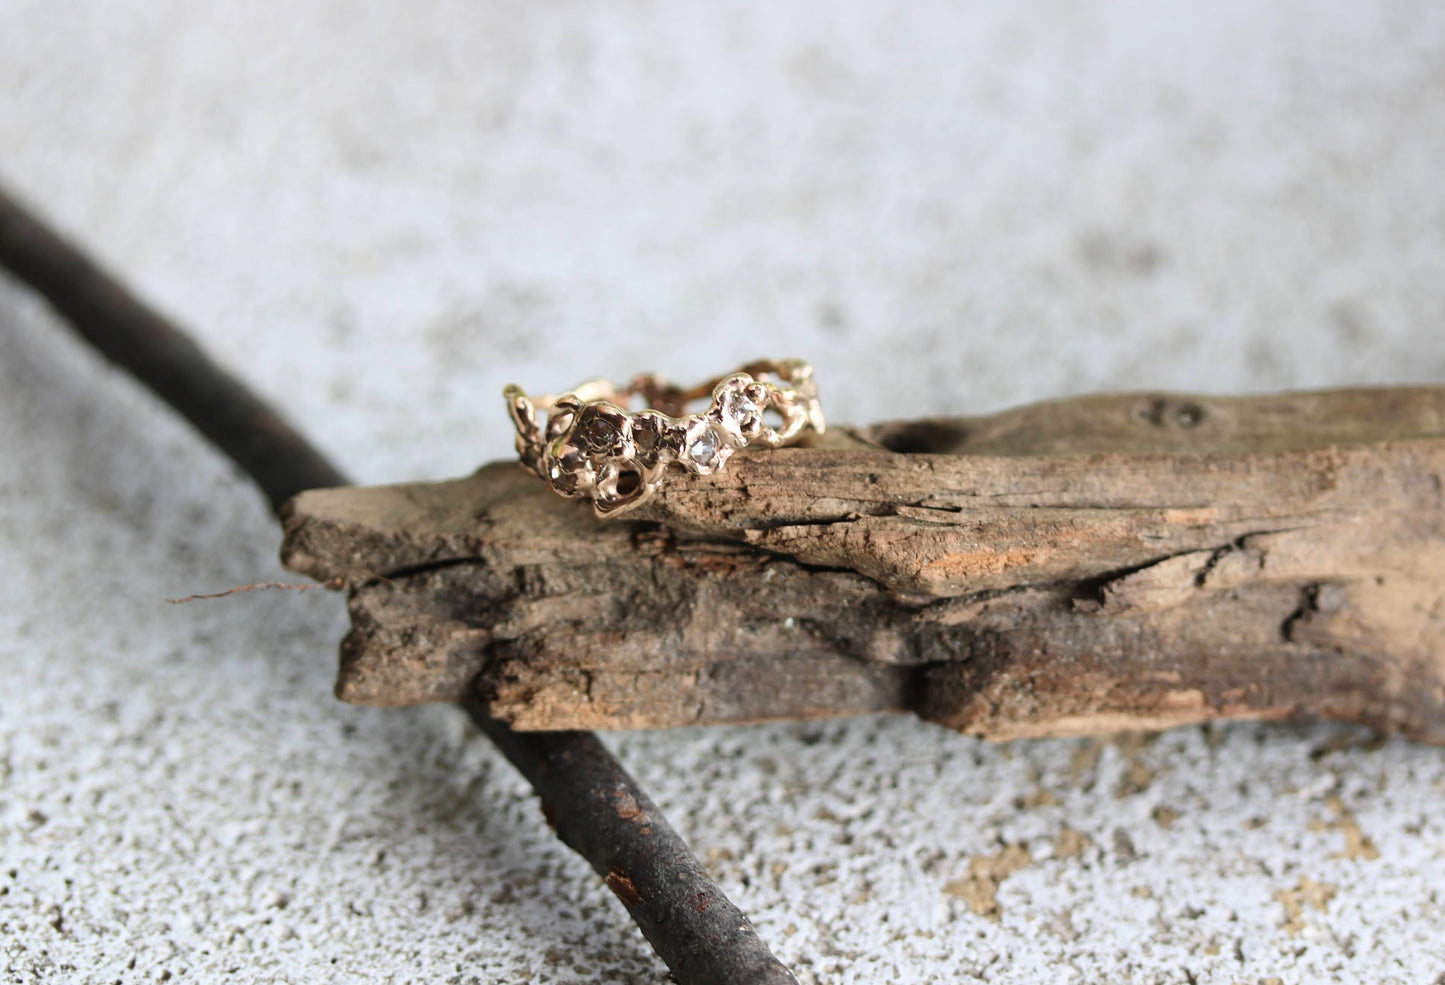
[632,414,667,467]
[575,405,627,454]
[716,382,765,436]
[731,398,759,430]
[687,430,718,464]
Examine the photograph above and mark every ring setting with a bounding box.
[504,359,824,517]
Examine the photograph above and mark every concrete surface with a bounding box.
[3,1,1444,982]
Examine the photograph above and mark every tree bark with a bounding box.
[280,386,1445,743]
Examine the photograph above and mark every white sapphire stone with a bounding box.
[687,430,718,464]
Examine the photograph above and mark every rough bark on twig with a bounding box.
[281,387,1445,743]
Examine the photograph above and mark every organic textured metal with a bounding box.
[504,359,825,517]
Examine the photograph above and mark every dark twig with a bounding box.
[0,183,798,984]
[470,713,798,985]
[0,185,347,511]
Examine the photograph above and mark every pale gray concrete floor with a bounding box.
[2,2,1444,982]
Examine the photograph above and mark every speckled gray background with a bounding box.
[2,2,1444,983]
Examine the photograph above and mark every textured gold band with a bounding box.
[504,359,824,517]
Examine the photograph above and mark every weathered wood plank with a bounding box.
[280,387,1445,741]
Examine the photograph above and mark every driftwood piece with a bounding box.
[280,387,1445,743]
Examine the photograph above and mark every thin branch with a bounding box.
[470,713,798,985]
[0,185,346,511]
[0,181,798,985]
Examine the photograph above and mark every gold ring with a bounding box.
[504,359,824,517]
